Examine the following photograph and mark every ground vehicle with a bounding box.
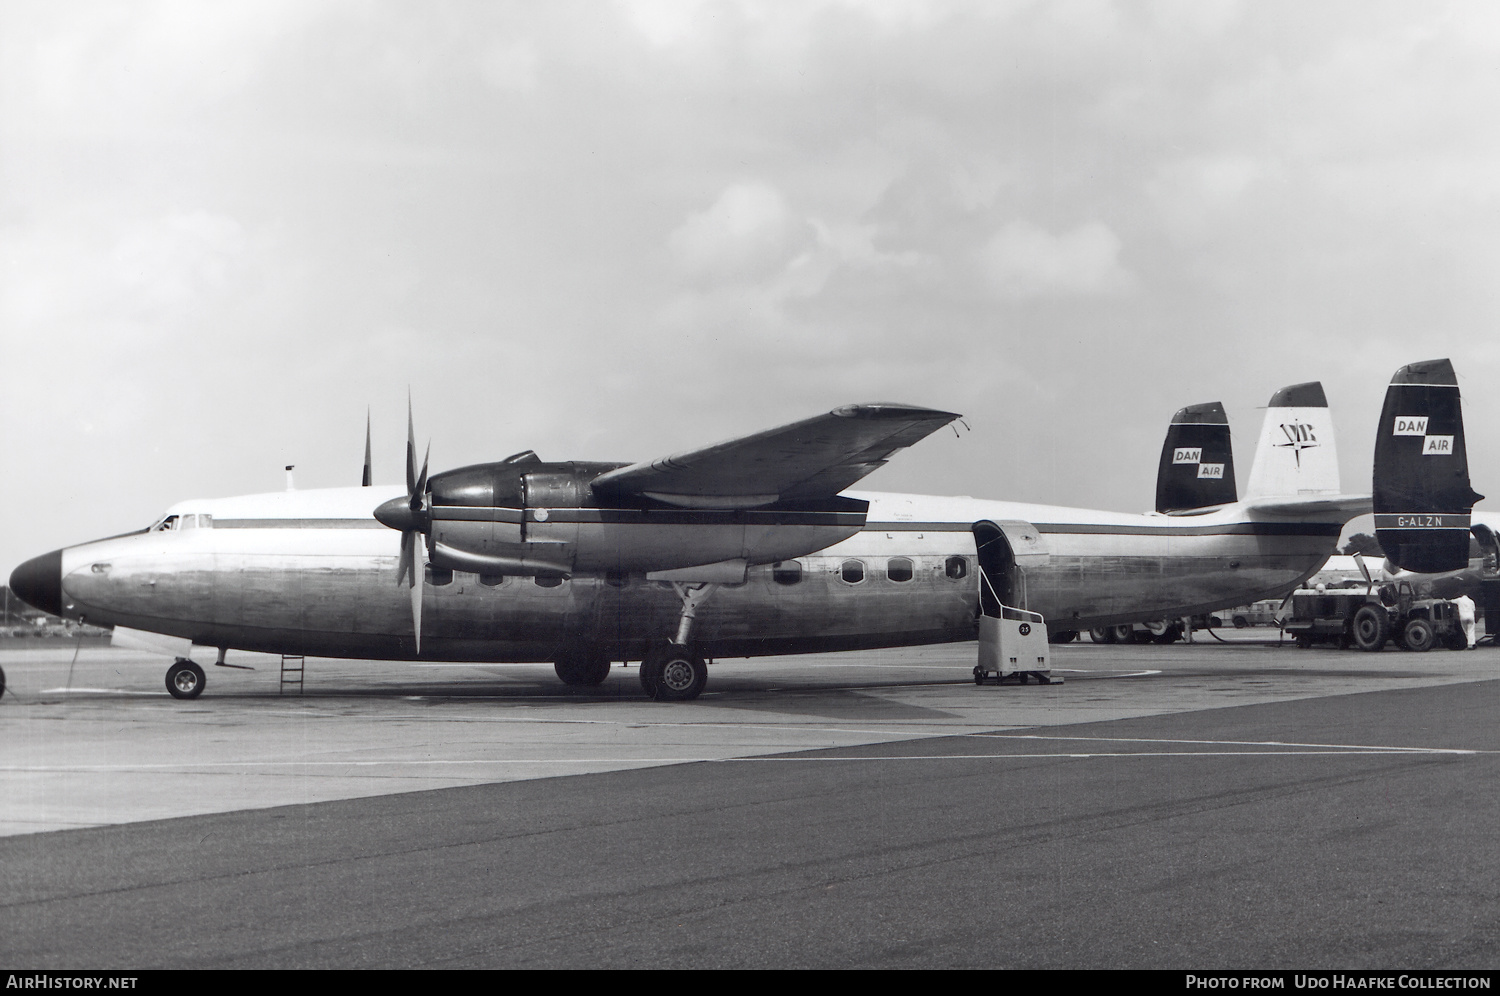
[1225,600,1284,628]
[1281,581,1466,651]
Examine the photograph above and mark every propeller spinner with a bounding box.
[373,400,431,654]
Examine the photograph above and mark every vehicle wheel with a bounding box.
[1089,626,1115,644]
[1047,630,1079,644]
[1443,629,1468,651]
[973,665,986,685]
[1295,633,1315,649]
[1152,623,1184,644]
[165,659,205,699]
[640,644,707,701]
[1403,617,1436,653]
[0,664,5,698]
[553,647,612,686]
[1232,615,1248,629]
[1350,604,1391,652]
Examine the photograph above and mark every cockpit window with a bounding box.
[152,515,181,532]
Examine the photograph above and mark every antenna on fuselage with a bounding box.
[285,465,296,491]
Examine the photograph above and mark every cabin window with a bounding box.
[840,560,866,584]
[534,574,564,588]
[772,561,803,586]
[886,557,914,583]
[945,556,968,580]
[427,566,454,587]
[479,574,505,587]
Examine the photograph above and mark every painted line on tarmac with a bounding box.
[4,746,1487,772]
[973,733,1479,754]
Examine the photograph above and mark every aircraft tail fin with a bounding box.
[1156,401,1236,513]
[1373,358,1484,573]
[1244,382,1341,499]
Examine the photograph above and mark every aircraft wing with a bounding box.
[589,403,961,508]
[1243,494,1373,517]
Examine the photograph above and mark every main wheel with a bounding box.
[640,644,707,701]
[1350,604,1391,652]
[1152,623,1184,644]
[1403,617,1436,653]
[1089,626,1115,644]
[0,664,5,698]
[1047,630,1079,644]
[1112,624,1137,643]
[165,659,205,699]
[553,647,612,686]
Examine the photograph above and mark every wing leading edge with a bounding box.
[590,403,962,509]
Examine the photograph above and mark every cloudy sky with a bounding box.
[5,0,1500,574]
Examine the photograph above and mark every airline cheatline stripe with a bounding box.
[1372,513,1472,530]
[211,517,1342,537]
[868,521,1342,537]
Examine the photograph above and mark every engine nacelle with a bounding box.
[423,457,867,577]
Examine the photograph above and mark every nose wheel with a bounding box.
[165,659,205,699]
[639,644,707,701]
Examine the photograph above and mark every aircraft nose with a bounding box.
[9,550,63,617]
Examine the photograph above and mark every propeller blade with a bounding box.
[409,547,424,655]
[362,409,373,487]
[396,529,414,586]
[406,396,417,496]
[414,442,430,506]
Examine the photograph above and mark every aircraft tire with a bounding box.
[1047,630,1079,645]
[0,664,5,698]
[641,644,706,701]
[1350,605,1390,652]
[1402,617,1436,653]
[1088,627,1114,644]
[554,648,612,686]
[165,659,205,700]
[1113,625,1137,643]
[1152,623,1184,644]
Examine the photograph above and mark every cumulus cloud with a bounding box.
[669,181,816,284]
[977,220,1133,300]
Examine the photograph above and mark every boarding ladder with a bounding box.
[279,655,305,695]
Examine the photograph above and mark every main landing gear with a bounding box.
[639,582,717,702]
[165,658,205,699]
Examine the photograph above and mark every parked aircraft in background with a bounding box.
[7,360,1478,701]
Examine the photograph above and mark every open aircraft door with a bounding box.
[972,520,1057,685]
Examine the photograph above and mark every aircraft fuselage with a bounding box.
[44,485,1343,661]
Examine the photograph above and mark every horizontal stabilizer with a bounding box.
[1156,401,1237,513]
[1374,358,1484,573]
[1244,494,1372,517]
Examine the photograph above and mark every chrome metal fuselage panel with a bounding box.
[56,486,1344,660]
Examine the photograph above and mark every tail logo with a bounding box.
[1393,416,1428,435]
[1273,421,1319,466]
[1423,435,1454,456]
[1172,448,1202,464]
[1197,463,1225,479]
